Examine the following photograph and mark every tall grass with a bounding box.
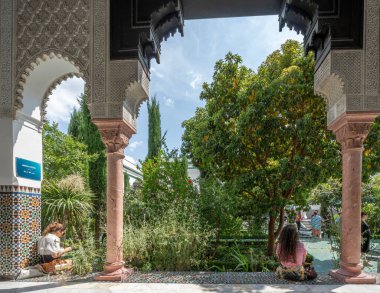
[123,208,212,271]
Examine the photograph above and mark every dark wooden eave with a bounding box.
[181,0,282,19]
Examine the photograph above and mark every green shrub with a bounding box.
[65,227,103,275]
[42,174,94,237]
[123,207,212,271]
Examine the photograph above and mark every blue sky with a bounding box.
[46,16,302,164]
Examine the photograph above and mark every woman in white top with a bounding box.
[38,222,72,264]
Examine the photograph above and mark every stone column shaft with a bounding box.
[329,113,377,284]
[93,119,135,281]
[105,150,125,268]
[340,145,363,274]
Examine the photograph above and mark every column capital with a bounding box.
[328,113,379,151]
[93,119,136,154]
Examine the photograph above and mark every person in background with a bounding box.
[361,212,371,254]
[310,210,323,239]
[296,211,302,231]
[276,224,317,281]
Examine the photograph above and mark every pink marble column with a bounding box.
[93,119,135,281]
[329,113,377,284]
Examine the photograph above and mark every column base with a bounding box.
[94,267,133,281]
[329,269,376,284]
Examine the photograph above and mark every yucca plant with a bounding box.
[42,174,94,237]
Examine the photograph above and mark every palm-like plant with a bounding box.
[42,174,94,236]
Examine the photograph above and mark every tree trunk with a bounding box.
[267,212,276,256]
[274,207,285,239]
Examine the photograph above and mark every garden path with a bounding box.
[303,238,379,274]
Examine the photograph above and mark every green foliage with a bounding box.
[65,226,104,275]
[140,149,192,215]
[197,177,244,239]
[363,117,380,180]
[124,172,130,194]
[123,207,212,271]
[310,178,342,217]
[207,244,278,272]
[230,247,278,272]
[68,108,81,139]
[147,96,162,160]
[68,93,106,242]
[124,147,212,270]
[42,174,94,237]
[43,122,95,181]
[182,40,340,255]
[311,174,380,236]
[362,175,380,235]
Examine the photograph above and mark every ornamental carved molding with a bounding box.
[93,120,136,154]
[314,53,347,126]
[15,52,85,112]
[109,60,149,126]
[365,0,380,96]
[333,122,372,150]
[41,72,82,122]
[125,80,149,119]
[329,113,378,151]
[0,1,14,117]
[92,0,108,105]
[15,0,90,110]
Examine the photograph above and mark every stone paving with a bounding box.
[6,271,346,285]
[1,281,380,293]
[303,238,379,274]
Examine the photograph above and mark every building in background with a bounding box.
[123,157,142,186]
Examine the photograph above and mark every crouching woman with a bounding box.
[276,224,317,281]
[38,222,73,273]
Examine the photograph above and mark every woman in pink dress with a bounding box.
[276,224,316,281]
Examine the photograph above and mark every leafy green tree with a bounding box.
[68,93,107,244]
[363,117,380,180]
[197,177,244,240]
[147,96,162,160]
[43,122,95,181]
[141,149,192,215]
[182,41,341,255]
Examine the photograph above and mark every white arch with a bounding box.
[16,52,84,121]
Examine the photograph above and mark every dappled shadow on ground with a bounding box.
[0,282,64,293]
[197,284,346,293]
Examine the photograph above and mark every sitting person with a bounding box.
[38,222,73,273]
[276,224,317,281]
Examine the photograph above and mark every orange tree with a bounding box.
[182,40,341,255]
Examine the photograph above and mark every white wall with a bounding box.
[0,56,81,188]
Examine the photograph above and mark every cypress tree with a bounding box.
[68,93,106,245]
[147,96,162,160]
[68,108,80,138]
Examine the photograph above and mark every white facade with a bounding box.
[123,157,142,186]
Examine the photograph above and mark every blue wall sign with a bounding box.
[16,158,42,181]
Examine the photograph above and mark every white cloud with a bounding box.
[187,71,203,89]
[163,96,175,108]
[128,140,143,151]
[151,67,164,79]
[45,77,84,124]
